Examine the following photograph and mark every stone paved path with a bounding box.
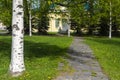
[55,37,109,80]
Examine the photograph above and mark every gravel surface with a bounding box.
[55,37,109,80]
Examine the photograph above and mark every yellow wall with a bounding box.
[0,22,7,30]
[48,13,69,32]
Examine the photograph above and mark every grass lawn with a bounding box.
[0,36,73,80]
[85,37,120,80]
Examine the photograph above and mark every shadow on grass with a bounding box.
[0,37,68,61]
[86,37,120,47]
[24,40,67,60]
[0,36,71,80]
[0,38,11,58]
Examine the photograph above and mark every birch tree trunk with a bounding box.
[68,13,70,37]
[27,0,32,36]
[9,0,25,77]
[109,1,112,39]
[29,10,32,36]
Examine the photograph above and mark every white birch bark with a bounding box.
[9,0,25,77]
[28,0,32,36]
[29,10,32,36]
[67,13,70,37]
[109,1,112,39]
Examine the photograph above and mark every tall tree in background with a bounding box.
[9,0,25,76]
[24,0,29,34]
[37,0,50,34]
[109,1,112,38]
[99,0,120,37]
[27,0,32,36]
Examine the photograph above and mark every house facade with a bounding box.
[0,22,9,34]
[0,22,7,30]
[48,13,70,33]
[48,6,71,33]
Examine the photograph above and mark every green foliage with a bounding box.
[1,0,120,36]
[24,0,29,34]
[37,15,49,35]
[0,0,12,26]
[85,37,120,80]
[0,36,73,80]
[98,0,120,36]
[61,0,120,36]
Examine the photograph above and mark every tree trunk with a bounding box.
[28,0,32,36]
[29,10,32,36]
[109,1,112,39]
[68,13,70,37]
[9,0,25,77]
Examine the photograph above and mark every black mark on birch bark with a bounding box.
[17,12,22,15]
[18,53,21,55]
[13,34,16,37]
[19,47,22,49]
[21,67,24,69]
[19,56,22,57]
[21,29,24,34]
[20,37,23,39]
[20,41,23,44]
[18,65,21,68]
[13,24,20,30]
[18,1,21,4]
[17,5,23,8]
[10,68,13,71]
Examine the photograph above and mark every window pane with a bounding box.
[55,19,60,28]
[62,19,67,27]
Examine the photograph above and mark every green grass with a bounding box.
[85,37,120,80]
[0,36,73,80]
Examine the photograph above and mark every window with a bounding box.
[62,19,67,27]
[55,19,60,28]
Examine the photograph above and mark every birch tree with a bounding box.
[109,1,112,39]
[27,0,32,36]
[9,0,25,76]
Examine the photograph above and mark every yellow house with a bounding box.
[48,6,71,33]
[0,22,8,34]
[0,22,7,30]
